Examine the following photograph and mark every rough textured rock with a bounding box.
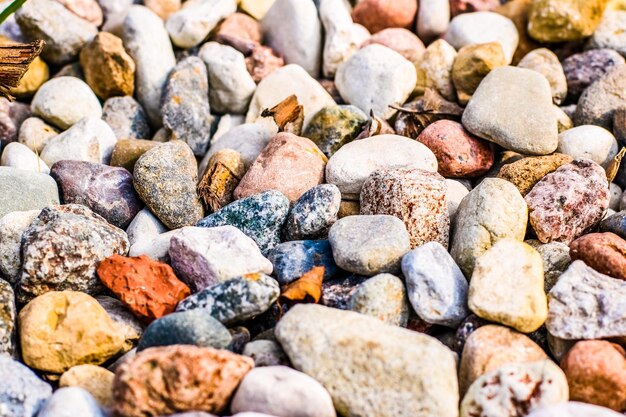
[0,210,39,285]
[527,240,572,292]
[528,0,608,42]
[275,304,459,417]
[284,184,341,241]
[496,153,573,196]
[269,240,337,284]
[302,105,369,158]
[113,345,253,416]
[0,279,16,356]
[17,205,129,303]
[59,365,115,408]
[102,96,151,141]
[451,42,507,105]
[588,11,626,57]
[562,49,624,101]
[109,139,159,173]
[569,232,626,280]
[96,295,143,353]
[0,168,59,219]
[525,159,610,244]
[575,65,626,129]
[348,273,409,327]
[0,356,52,417]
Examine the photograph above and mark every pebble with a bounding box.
[0,279,16,356]
[268,240,338,284]
[137,310,232,351]
[15,0,98,64]
[547,260,626,339]
[525,159,610,244]
[450,178,527,277]
[31,77,102,130]
[245,44,285,83]
[0,98,31,146]
[242,339,291,367]
[350,0,417,34]
[19,291,125,373]
[336,44,417,120]
[302,105,369,158]
[496,153,573,196]
[239,0,274,19]
[133,141,204,229]
[326,135,438,200]
[144,0,180,19]
[169,226,272,291]
[444,11,519,63]
[527,240,572,292]
[562,49,625,102]
[59,365,114,408]
[557,125,618,168]
[96,295,144,353]
[234,133,326,203]
[0,168,58,219]
[166,0,237,49]
[328,215,410,276]
[600,210,626,239]
[9,54,49,98]
[122,6,176,127]
[37,387,105,417]
[215,12,261,46]
[610,183,622,211]
[460,360,569,417]
[231,366,336,417]
[451,42,507,105]
[420,39,457,102]
[102,96,151,141]
[348,273,409,327]
[18,117,58,153]
[527,402,625,417]
[284,184,341,241]
[462,66,558,155]
[451,0,500,15]
[113,345,253,417]
[196,190,290,255]
[528,0,608,42]
[445,179,470,223]
[575,64,626,129]
[176,273,280,326]
[362,28,425,66]
[588,11,626,57]
[203,124,272,170]
[518,48,567,105]
[275,304,459,417]
[50,160,143,228]
[17,204,129,303]
[1,142,49,174]
[0,356,52,417]
[110,139,159,173]
[416,0,450,43]
[126,208,166,247]
[570,232,626,281]
[199,42,256,115]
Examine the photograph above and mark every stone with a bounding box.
[518,48,568,105]
[588,11,626,57]
[525,159,610,244]
[245,65,335,127]
[322,275,368,310]
[9,55,49,98]
[336,44,417,120]
[242,339,290,367]
[459,325,548,395]
[326,135,438,200]
[276,304,459,417]
[0,97,31,146]
[239,0,274,19]
[166,0,237,49]
[176,273,280,326]
[19,291,125,373]
[18,117,58,153]
[50,160,143,228]
[561,340,626,411]
[1,142,49,174]
[231,366,336,417]
[0,168,58,219]
[563,49,625,101]
[102,96,151,141]
[215,12,261,46]
[451,42,507,105]
[302,105,368,158]
[557,125,618,168]
[144,0,179,19]
[420,39,458,102]
[444,11,519,63]
[199,42,256,115]
[59,365,115,408]
[122,6,176,127]
[450,178,528,277]
[527,402,625,417]
[328,215,411,276]
[262,0,322,77]
[348,273,409,327]
[362,28,425,66]
[0,210,38,283]
[97,254,190,323]
[446,179,470,223]
[600,210,626,239]
[245,44,285,83]
[360,168,449,249]
[460,360,569,417]
[133,141,204,229]
[161,57,213,156]
[196,190,289,255]
[80,32,135,100]
[113,345,253,416]
[451,0,500,15]
[95,296,143,353]
[575,65,626,129]
[125,208,168,247]
[0,279,15,356]
[31,77,101,130]
[351,0,417,34]
[169,226,272,291]
[0,356,52,417]
[284,184,341,241]
[137,310,232,351]
[269,240,338,284]
[15,0,97,64]
[462,66,558,155]
[570,232,626,280]
[109,139,159,173]
[417,0,450,43]
[402,242,469,327]
[37,387,105,417]
[496,153,573,196]
[528,0,609,43]
[17,204,129,303]
[202,124,273,170]
[526,240,572,292]
[547,260,626,339]
[234,133,326,203]
[56,0,103,25]
[610,183,622,210]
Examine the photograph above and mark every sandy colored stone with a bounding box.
[518,48,568,105]
[361,28,425,66]
[569,232,626,281]
[494,0,539,64]
[452,42,507,105]
[56,0,103,25]
[216,12,261,46]
[420,39,457,102]
[144,0,180,19]
[198,149,246,213]
[59,364,115,407]
[338,200,360,218]
[110,139,160,173]
[9,56,49,98]
[497,153,573,196]
[351,0,417,34]
[528,0,609,43]
[19,291,125,374]
[113,345,253,417]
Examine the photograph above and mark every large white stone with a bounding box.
[1,142,49,174]
[417,0,450,43]
[166,0,237,49]
[557,125,619,168]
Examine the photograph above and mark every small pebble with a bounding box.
[528,0,608,42]
[420,39,457,102]
[348,273,409,327]
[1,142,50,174]
[102,96,151,141]
[575,64,626,129]
[562,49,624,101]
[587,10,626,57]
[59,365,115,408]
[451,42,507,105]
[570,232,626,281]
[557,125,618,168]
[37,387,105,417]
[302,105,369,158]
[109,138,159,173]
[268,240,338,285]
[350,0,417,34]
[242,339,290,367]
[166,0,237,49]
[0,98,32,146]
[17,117,58,153]
[518,48,567,105]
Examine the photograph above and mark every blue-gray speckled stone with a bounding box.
[0,355,52,417]
[284,184,341,241]
[268,240,338,285]
[37,387,104,417]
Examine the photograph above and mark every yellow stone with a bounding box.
[240,0,275,19]
[528,0,610,43]
[0,36,49,98]
[59,364,115,407]
[452,42,507,105]
[608,0,626,10]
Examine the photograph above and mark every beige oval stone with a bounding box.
[59,364,115,407]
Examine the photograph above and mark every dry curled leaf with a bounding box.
[279,266,324,305]
[606,147,626,184]
[393,88,464,138]
[197,149,246,213]
[261,94,304,136]
[0,39,44,100]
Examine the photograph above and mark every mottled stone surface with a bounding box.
[588,10,626,57]
[575,65,626,129]
[0,355,52,417]
[562,49,624,101]
[496,153,573,196]
[113,345,253,416]
[0,210,39,285]
[600,210,626,239]
[176,273,279,326]
[525,159,610,244]
[0,98,31,147]
[322,275,367,310]
[527,239,572,292]
[17,205,129,303]
[0,279,16,356]
[528,0,608,42]
[284,184,341,241]
[451,42,507,105]
[303,105,369,158]
[348,273,409,327]
[570,232,626,280]
[102,96,151,141]
[269,240,337,285]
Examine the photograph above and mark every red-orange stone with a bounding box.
[570,232,626,280]
[351,0,418,34]
[416,120,494,178]
[96,254,190,323]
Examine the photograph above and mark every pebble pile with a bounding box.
[0,0,626,416]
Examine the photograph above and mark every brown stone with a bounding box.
[361,28,425,65]
[497,153,573,196]
[561,340,626,411]
[615,107,626,146]
[495,0,540,64]
[144,0,180,19]
[55,0,103,25]
[197,149,246,213]
[234,132,327,203]
[416,120,494,178]
[97,254,191,323]
[245,44,284,83]
[351,0,417,34]
[1,30,51,99]
[110,139,160,173]
[459,324,548,395]
[59,364,115,407]
[215,12,261,49]
[80,32,136,100]
[451,42,507,105]
[570,232,626,280]
[450,0,501,15]
[113,345,254,417]
[338,200,360,218]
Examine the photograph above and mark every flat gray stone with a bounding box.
[0,167,59,219]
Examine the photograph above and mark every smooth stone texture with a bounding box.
[302,105,369,158]
[348,273,409,327]
[202,123,273,170]
[362,28,425,66]
[284,184,341,241]
[1,142,49,174]
[126,208,167,247]
[528,0,608,42]
[0,210,39,285]
[575,65,626,129]
[417,0,450,42]
[0,167,58,220]
[31,77,101,130]
[518,48,567,105]
[527,402,625,417]
[242,339,290,367]
[563,49,625,101]
[169,226,272,291]
[59,365,115,408]
[462,66,558,155]
[275,304,459,417]
[102,96,150,141]
[351,0,417,34]
[446,179,470,223]
[451,42,507,105]
[570,232,626,281]
[420,39,458,102]
[588,11,626,57]
[557,125,618,168]
[166,0,237,49]
[37,387,105,417]
[18,117,58,153]
[0,98,31,147]
[600,210,626,239]
[0,356,52,417]
[335,44,417,120]
[268,240,338,284]
[402,242,469,327]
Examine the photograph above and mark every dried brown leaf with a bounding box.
[261,94,304,136]
[606,147,626,184]
[0,39,44,101]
